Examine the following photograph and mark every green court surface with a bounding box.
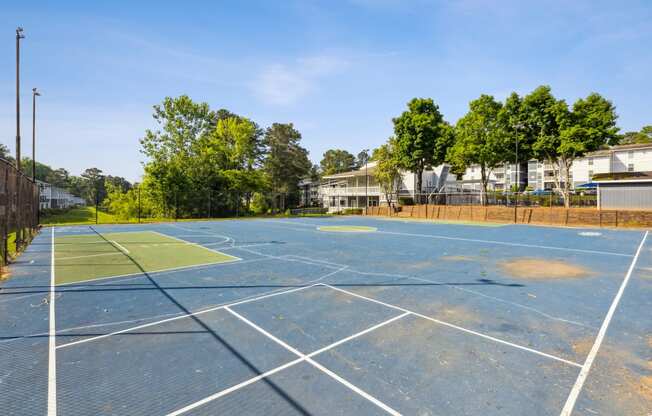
[54,231,239,285]
[317,225,377,232]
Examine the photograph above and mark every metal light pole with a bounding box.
[15,27,25,248]
[32,88,40,181]
[362,149,369,215]
[16,27,25,171]
[513,123,524,223]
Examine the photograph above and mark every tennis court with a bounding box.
[1,217,650,415]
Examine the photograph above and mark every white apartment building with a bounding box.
[459,162,527,192]
[319,162,457,212]
[527,143,652,190]
[298,178,320,207]
[461,143,652,192]
[37,180,85,210]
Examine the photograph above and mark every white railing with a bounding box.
[320,186,382,196]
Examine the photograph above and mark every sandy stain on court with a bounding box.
[571,336,652,414]
[366,317,464,371]
[440,255,482,262]
[369,304,483,353]
[498,258,591,280]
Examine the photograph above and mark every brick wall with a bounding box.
[364,205,652,228]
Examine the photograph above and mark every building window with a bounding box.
[628,163,634,172]
[588,170,593,179]
[588,158,593,166]
[628,151,634,159]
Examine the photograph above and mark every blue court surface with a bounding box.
[1,217,650,415]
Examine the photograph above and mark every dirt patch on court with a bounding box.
[427,304,484,327]
[571,337,594,357]
[571,336,652,414]
[407,260,437,269]
[350,285,387,298]
[440,255,481,262]
[498,258,591,280]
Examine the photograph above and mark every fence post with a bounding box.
[95,193,98,224]
[208,189,212,219]
[137,186,141,223]
[175,192,178,221]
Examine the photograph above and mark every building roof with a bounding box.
[587,142,652,157]
[321,161,377,179]
[593,171,652,183]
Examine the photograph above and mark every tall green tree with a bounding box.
[320,149,356,175]
[356,150,370,169]
[194,116,264,212]
[372,138,402,211]
[393,98,453,202]
[81,167,106,203]
[140,96,217,215]
[448,94,509,203]
[531,90,619,207]
[262,123,311,212]
[498,92,537,190]
[0,143,11,161]
[619,125,652,144]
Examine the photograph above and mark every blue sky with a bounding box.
[1,0,650,182]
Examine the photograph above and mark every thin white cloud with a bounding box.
[252,55,348,105]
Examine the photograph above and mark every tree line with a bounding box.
[371,85,622,208]
[34,84,644,218]
[104,95,314,219]
[0,144,131,206]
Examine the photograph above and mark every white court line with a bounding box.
[322,284,582,368]
[223,307,404,416]
[255,219,321,228]
[166,311,408,416]
[377,230,632,257]
[56,252,123,261]
[110,240,130,254]
[283,254,594,329]
[48,227,57,416]
[56,256,247,287]
[559,230,648,416]
[216,243,275,250]
[56,283,319,350]
[166,357,305,416]
[166,225,235,247]
[255,219,631,257]
[149,230,241,261]
[55,263,346,350]
[57,265,347,349]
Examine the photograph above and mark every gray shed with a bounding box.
[594,171,652,210]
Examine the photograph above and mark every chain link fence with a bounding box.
[0,158,39,274]
[402,191,597,208]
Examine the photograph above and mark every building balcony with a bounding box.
[320,186,382,197]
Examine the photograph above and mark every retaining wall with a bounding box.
[365,205,652,228]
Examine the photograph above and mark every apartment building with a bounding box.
[318,162,456,212]
[298,178,321,207]
[459,162,527,192]
[461,143,652,192]
[37,180,85,210]
[527,143,652,190]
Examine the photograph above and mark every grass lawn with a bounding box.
[41,206,332,226]
[41,207,119,225]
[54,230,239,284]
